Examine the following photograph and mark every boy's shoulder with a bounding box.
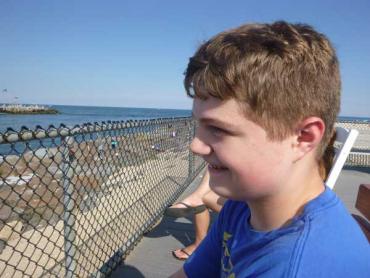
[295,189,370,277]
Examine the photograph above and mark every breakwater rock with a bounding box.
[0,104,58,114]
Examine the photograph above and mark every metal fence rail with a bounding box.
[335,121,370,167]
[0,117,204,277]
[0,119,368,277]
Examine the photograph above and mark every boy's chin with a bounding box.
[209,179,266,202]
[208,173,228,189]
[209,182,238,200]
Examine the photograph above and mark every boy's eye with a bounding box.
[208,125,226,135]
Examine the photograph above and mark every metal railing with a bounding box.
[0,119,369,277]
[335,121,370,167]
[0,117,205,277]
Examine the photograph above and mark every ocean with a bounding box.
[0,104,369,134]
[0,105,192,133]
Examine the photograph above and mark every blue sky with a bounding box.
[0,0,369,117]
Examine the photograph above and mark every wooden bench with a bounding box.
[352,184,370,242]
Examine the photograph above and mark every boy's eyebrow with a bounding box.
[192,113,238,130]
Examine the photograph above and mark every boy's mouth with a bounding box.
[208,163,228,173]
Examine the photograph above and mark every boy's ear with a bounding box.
[294,117,325,159]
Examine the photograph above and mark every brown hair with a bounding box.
[184,21,340,172]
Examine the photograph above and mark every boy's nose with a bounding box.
[190,136,212,156]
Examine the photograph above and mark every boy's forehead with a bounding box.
[192,97,245,123]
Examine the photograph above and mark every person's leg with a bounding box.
[169,169,211,208]
[172,186,226,260]
[172,208,210,260]
[171,171,212,259]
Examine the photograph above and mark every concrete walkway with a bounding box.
[111,167,370,278]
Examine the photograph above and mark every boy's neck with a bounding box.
[247,167,325,232]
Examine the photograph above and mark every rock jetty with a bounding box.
[0,104,58,114]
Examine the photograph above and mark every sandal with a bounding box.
[165,202,206,218]
[172,248,191,261]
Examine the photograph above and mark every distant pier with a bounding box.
[0,104,58,114]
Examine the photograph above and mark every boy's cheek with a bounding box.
[230,161,279,189]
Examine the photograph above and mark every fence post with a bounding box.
[188,120,195,178]
[62,136,77,277]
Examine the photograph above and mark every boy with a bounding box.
[171,21,369,277]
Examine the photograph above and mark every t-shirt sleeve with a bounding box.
[183,202,231,278]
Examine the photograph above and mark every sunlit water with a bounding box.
[0,105,192,133]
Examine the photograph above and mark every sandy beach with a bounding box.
[0,126,194,277]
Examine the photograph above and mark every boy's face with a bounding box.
[191,97,296,201]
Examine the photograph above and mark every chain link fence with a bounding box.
[335,121,370,167]
[0,117,205,277]
[0,118,369,277]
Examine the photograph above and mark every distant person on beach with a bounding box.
[64,136,76,163]
[68,147,75,162]
[111,137,118,156]
[171,21,369,277]
[111,137,118,149]
[98,143,104,159]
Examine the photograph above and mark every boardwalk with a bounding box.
[111,167,370,278]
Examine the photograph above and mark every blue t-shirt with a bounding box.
[184,187,370,277]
